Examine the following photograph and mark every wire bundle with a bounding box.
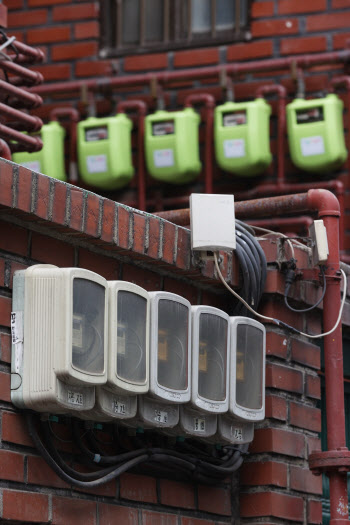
[26,411,247,488]
[231,220,267,316]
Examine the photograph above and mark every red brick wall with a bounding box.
[0,158,346,523]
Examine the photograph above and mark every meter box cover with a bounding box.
[11,265,108,414]
[13,121,66,181]
[145,108,201,184]
[77,114,134,190]
[214,99,272,176]
[286,94,347,173]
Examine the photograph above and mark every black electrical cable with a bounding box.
[27,412,150,488]
[72,419,148,466]
[31,412,247,488]
[40,420,121,481]
[230,220,267,317]
[284,265,327,313]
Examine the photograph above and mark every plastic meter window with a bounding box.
[198,313,227,402]
[72,278,105,375]
[236,323,263,410]
[116,290,147,384]
[157,299,189,391]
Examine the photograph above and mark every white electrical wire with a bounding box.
[213,252,347,340]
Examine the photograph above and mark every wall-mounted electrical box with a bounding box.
[214,99,272,176]
[286,94,347,173]
[137,291,191,428]
[144,108,201,184]
[12,121,66,181]
[92,282,150,421]
[230,316,266,421]
[180,306,229,438]
[11,265,108,414]
[190,193,236,252]
[77,114,134,190]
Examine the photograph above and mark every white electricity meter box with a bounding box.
[190,193,236,252]
[179,306,230,438]
[137,291,192,428]
[91,282,150,421]
[11,265,108,414]
[216,316,265,444]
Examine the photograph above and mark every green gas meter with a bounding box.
[144,108,201,184]
[12,121,66,181]
[286,94,347,173]
[214,99,272,176]
[77,113,134,190]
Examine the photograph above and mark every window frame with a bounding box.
[99,0,252,59]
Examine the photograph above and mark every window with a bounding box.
[99,0,251,58]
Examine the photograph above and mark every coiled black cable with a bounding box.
[231,220,267,317]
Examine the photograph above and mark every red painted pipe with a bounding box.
[117,100,147,211]
[0,139,12,161]
[247,215,313,233]
[31,50,350,96]
[3,36,45,63]
[0,60,43,86]
[0,103,43,132]
[3,125,42,152]
[256,84,287,187]
[0,79,42,109]
[50,107,79,183]
[329,76,350,182]
[185,93,215,194]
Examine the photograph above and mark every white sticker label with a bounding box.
[232,427,243,441]
[194,417,206,432]
[11,312,24,374]
[224,139,246,158]
[72,314,83,348]
[154,409,168,424]
[114,400,126,415]
[86,154,108,173]
[68,391,84,406]
[11,312,23,345]
[22,160,41,172]
[153,149,174,168]
[300,135,325,157]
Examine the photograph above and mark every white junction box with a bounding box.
[190,193,236,252]
[309,219,329,266]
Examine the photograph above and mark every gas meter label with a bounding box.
[67,390,84,406]
[194,417,206,432]
[152,121,175,136]
[224,139,246,158]
[300,136,325,157]
[86,154,108,173]
[85,126,108,142]
[223,112,247,126]
[154,409,168,424]
[154,149,174,168]
[22,161,41,173]
[114,400,126,415]
[232,427,243,441]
